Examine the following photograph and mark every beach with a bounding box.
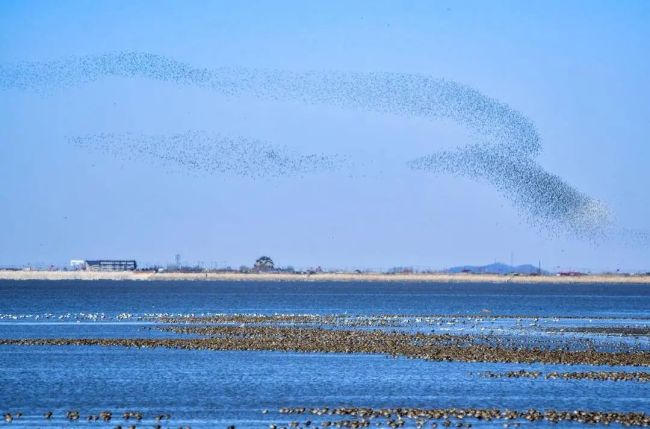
[0,270,649,283]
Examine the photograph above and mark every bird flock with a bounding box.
[408,145,611,239]
[70,131,344,178]
[0,52,645,243]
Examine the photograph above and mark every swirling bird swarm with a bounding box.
[408,146,610,239]
[0,52,620,239]
[71,132,344,178]
[0,53,540,156]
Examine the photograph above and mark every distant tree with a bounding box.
[254,256,275,272]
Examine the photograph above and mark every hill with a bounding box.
[446,262,545,275]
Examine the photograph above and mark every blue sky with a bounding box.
[0,1,649,271]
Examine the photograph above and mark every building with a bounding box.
[84,260,137,271]
[69,260,86,270]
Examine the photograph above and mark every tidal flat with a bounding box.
[0,280,649,428]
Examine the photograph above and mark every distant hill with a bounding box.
[446,262,545,275]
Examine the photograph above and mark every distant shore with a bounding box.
[0,270,649,284]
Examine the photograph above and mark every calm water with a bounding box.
[2,280,650,317]
[1,280,649,428]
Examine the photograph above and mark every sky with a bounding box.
[0,0,649,272]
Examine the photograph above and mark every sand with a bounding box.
[0,270,649,283]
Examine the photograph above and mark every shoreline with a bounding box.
[0,270,649,283]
